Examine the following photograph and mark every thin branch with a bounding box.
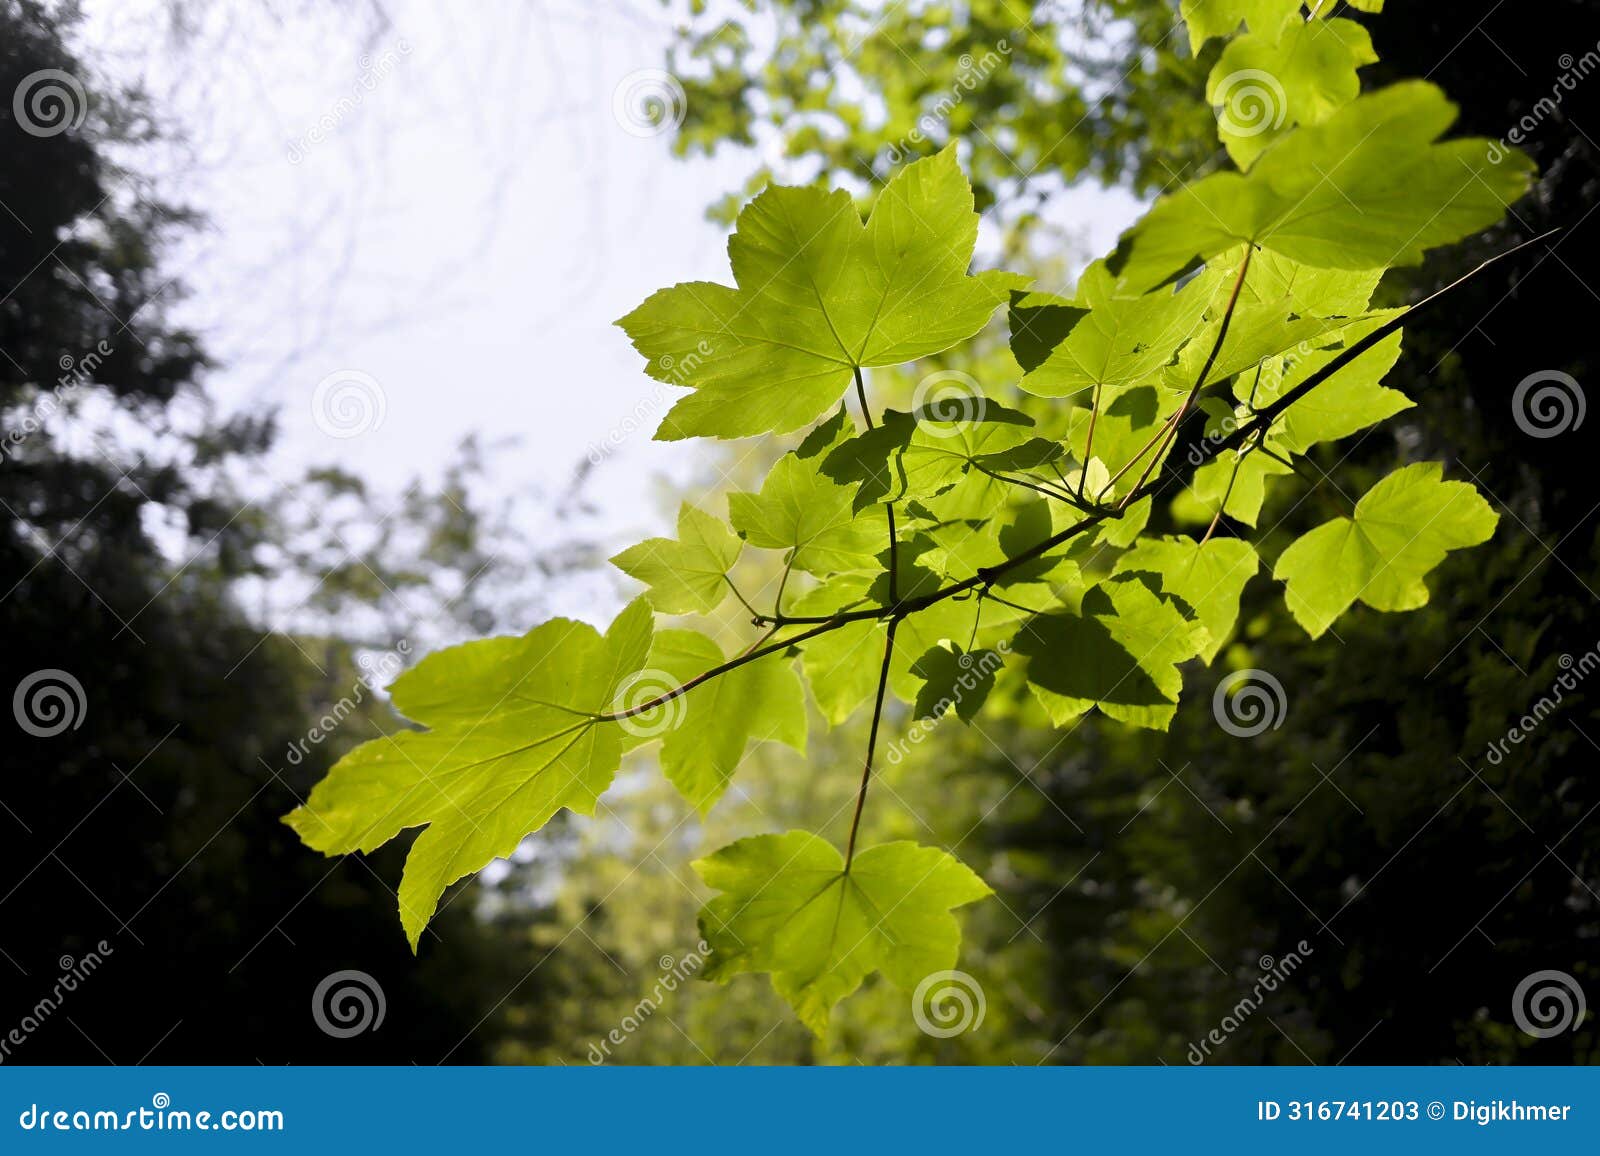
[845,618,898,871]
[1118,246,1254,506]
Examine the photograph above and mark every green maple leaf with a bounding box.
[694,831,991,1035]
[1181,0,1301,52]
[1020,262,1208,402]
[909,643,1001,723]
[284,599,655,948]
[1111,83,1535,294]
[1210,18,1376,168]
[729,412,888,576]
[617,146,1023,440]
[1274,462,1499,638]
[610,502,741,614]
[1013,575,1210,730]
[821,402,1035,509]
[649,630,807,815]
[1115,536,1259,663]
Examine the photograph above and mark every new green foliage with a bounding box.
[289,1,1525,1037]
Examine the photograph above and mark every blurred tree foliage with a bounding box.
[489,0,1597,1063]
[0,0,553,1062]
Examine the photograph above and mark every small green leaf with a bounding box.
[729,412,888,575]
[909,643,1002,723]
[1181,0,1300,52]
[1273,462,1499,638]
[1115,535,1259,662]
[1014,576,1210,730]
[610,503,741,615]
[1210,18,1376,168]
[694,831,992,1035]
[1020,262,1208,403]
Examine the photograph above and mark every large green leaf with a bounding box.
[1273,462,1499,637]
[617,146,1021,440]
[284,600,655,948]
[694,831,991,1035]
[1112,83,1535,294]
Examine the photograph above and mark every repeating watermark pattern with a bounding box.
[1483,642,1597,766]
[1512,969,1586,1039]
[1,341,111,461]
[885,644,1008,765]
[911,369,988,438]
[311,369,387,439]
[311,969,386,1038]
[586,942,711,1063]
[586,340,714,463]
[13,669,87,738]
[1487,42,1600,162]
[283,641,410,766]
[610,669,689,739]
[611,69,686,138]
[11,68,87,138]
[1187,942,1313,1064]
[912,969,986,1037]
[1212,68,1288,139]
[1511,370,1585,439]
[882,41,1010,167]
[1211,668,1287,738]
[0,941,115,1064]
[285,41,412,163]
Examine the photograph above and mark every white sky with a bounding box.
[76,0,1142,624]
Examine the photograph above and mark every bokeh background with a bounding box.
[2,0,1596,1064]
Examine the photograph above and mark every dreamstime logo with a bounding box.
[1512,969,1586,1039]
[311,969,386,1038]
[885,643,1008,765]
[586,941,711,1063]
[911,969,985,1037]
[1487,41,1600,162]
[587,340,714,463]
[12,69,88,138]
[1211,668,1286,738]
[285,40,412,163]
[881,39,1011,167]
[1212,69,1287,139]
[912,370,987,438]
[611,669,688,739]
[13,669,86,738]
[612,69,686,138]
[284,640,411,766]
[1511,370,1585,438]
[0,940,114,1064]
[311,370,387,438]
[1187,941,1313,1063]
